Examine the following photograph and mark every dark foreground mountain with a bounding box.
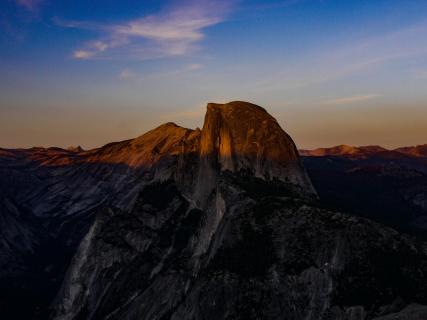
[1,102,427,320]
[300,145,427,238]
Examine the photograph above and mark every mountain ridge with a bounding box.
[1,101,427,319]
[300,144,427,158]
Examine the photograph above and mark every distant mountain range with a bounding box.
[300,144,427,158]
[1,102,427,320]
[300,143,427,239]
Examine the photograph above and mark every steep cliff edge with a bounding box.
[51,102,427,320]
[200,102,311,186]
[197,101,315,203]
[0,101,318,319]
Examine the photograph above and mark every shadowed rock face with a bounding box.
[52,176,427,320]
[0,101,316,319]
[199,102,315,197]
[300,144,427,238]
[2,102,427,319]
[49,103,427,320]
[0,102,312,228]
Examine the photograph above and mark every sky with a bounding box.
[1,0,427,149]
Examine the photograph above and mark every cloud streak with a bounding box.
[62,0,233,61]
[16,0,43,12]
[325,94,381,106]
[251,21,427,94]
[118,69,137,81]
[116,63,203,83]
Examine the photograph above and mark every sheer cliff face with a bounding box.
[51,102,427,320]
[201,102,300,174]
[53,184,427,320]
[0,102,313,219]
[198,101,315,200]
[0,101,317,318]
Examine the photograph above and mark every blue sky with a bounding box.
[1,0,427,149]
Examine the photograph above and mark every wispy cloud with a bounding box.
[251,21,427,94]
[73,50,94,60]
[59,0,233,61]
[324,94,381,106]
[116,62,203,82]
[118,68,137,81]
[412,69,427,80]
[16,0,43,12]
[187,63,203,71]
[240,0,306,13]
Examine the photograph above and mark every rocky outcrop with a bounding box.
[0,102,313,218]
[200,102,312,187]
[50,102,427,320]
[197,102,315,202]
[0,101,316,318]
[52,176,427,320]
[67,146,84,153]
[2,102,427,319]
